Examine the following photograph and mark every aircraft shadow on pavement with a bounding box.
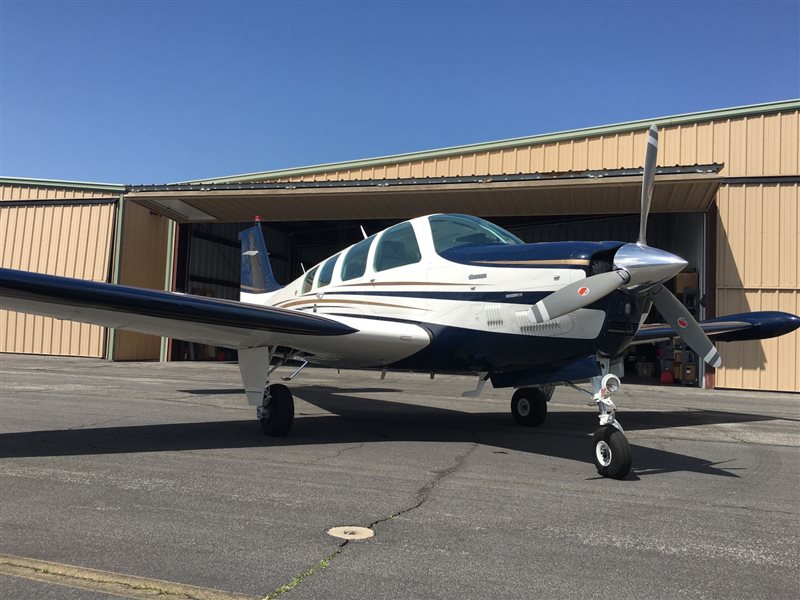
[1,385,780,478]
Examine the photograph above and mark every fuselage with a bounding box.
[242,214,646,378]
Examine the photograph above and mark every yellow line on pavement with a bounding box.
[0,554,260,600]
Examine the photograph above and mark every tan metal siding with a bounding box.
[276,110,799,182]
[716,184,800,392]
[1,184,118,201]
[0,201,116,358]
[112,201,169,361]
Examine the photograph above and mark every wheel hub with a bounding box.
[596,440,612,467]
[517,398,530,417]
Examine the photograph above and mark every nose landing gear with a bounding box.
[590,369,631,479]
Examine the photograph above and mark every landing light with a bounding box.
[601,374,621,394]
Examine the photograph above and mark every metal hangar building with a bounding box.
[2,100,798,392]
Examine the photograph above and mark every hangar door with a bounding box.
[0,200,116,357]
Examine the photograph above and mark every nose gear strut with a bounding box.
[565,356,631,479]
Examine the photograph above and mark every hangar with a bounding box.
[1,99,798,392]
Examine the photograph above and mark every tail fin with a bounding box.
[239,222,281,298]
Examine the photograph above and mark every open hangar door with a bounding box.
[126,166,720,373]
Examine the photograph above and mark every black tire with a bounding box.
[260,384,294,437]
[592,425,632,479]
[511,388,548,427]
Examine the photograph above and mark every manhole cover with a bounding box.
[327,526,374,540]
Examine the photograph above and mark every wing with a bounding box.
[632,311,800,345]
[0,268,431,363]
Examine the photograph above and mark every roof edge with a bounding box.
[0,176,125,192]
[186,99,800,185]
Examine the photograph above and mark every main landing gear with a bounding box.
[238,347,297,438]
[510,385,553,427]
[258,383,294,436]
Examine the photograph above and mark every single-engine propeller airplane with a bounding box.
[2,125,799,479]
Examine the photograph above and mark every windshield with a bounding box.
[429,214,523,254]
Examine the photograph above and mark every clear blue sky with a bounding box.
[1,1,798,184]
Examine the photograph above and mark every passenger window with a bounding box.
[341,236,375,281]
[301,266,318,294]
[317,253,340,288]
[374,222,422,272]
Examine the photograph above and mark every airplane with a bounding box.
[2,125,798,479]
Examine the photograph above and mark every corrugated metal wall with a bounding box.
[716,183,799,391]
[0,185,117,357]
[112,201,170,361]
[282,111,799,182]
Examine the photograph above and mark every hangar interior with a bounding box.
[2,100,798,392]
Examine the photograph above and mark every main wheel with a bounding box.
[511,388,548,427]
[260,384,294,437]
[592,425,632,479]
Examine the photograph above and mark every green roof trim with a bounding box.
[187,99,800,185]
[0,176,125,192]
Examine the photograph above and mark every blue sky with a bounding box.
[1,1,798,184]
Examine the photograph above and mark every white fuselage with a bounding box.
[241,215,605,369]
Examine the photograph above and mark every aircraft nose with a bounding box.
[613,243,689,290]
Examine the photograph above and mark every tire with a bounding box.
[511,388,548,427]
[260,384,294,437]
[592,425,632,479]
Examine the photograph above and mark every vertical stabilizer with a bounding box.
[239,221,281,298]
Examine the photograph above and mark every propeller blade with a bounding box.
[648,284,722,368]
[529,270,630,324]
[638,124,659,245]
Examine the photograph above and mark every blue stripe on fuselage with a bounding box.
[322,290,552,303]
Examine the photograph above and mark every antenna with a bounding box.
[360,225,368,239]
[300,262,306,274]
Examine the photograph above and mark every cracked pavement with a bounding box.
[1,355,799,599]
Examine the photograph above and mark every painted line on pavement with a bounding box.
[0,554,259,600]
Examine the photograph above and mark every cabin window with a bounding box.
[316,253,340,288]
[301,265,318,294]
[341,236,375,281]
[429,214,523,254]
[374,222,422,272]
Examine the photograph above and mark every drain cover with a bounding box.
[327,526,374,540]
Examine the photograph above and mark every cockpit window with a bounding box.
[301,265,318,294]
[341,236,375,281]
[374,222,421,272]
[429,214,523,254]
[317,253,340,288]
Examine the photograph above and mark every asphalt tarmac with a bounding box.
[1,354,798,599]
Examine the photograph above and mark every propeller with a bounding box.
[527,124,723,367]
[639,124,658,245]
[647,284,722,368]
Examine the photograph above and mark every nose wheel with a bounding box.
[588,365,632,479]
[592,424,631,479]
